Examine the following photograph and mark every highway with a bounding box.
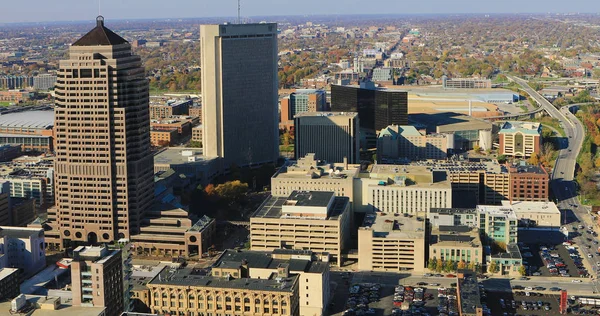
[508,75,599,292]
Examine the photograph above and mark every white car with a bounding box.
[589,254,593,258]
[572,279,582,283]
[525,287,533,291]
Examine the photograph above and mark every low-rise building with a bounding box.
[377,125,448,162]
[0,294,107,315]
[146,264,300,316]
[509,164,549,202]
[191,125,203,143]
[358,212,426,272]
[0,90,30,103]
[503,200,561,229]
[488,243,523,276]
[188,106,202,120]
[456,271,483,316]
[150,129,177,147]
[0,268,19,300]
[149,100,192,120]
[499,121,542,158]
[153,148,221,185]
[150,118,192,142]
[428,208,478,228]
[250,191,351,266]
[215,249,330,316]
[429,226,483,267]
[442,76,491,89]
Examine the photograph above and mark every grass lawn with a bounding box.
[279,144,294,153]
[0,102,12,106]
[529,116,565,137]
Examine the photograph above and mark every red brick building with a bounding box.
[509,165,549,202]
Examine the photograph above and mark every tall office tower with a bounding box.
[71,246,124,316]
[294,112,360,164]
[331,81,408,132]
[200,23,279,168]
[49,16,154,247]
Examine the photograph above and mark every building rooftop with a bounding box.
[366,164,451,188]
[154,148,218,165]
[361,212,425,239]
[0,226,43,239]
[272,153,358,180]
[457,272,482,315]
[284,191,334,208]
[72,246,119,264]
[215,249,328,274]
[294,111,358,118]
[0,267,18,279]
[477,205,518,220]
[148,266,298,292]
[409,112,492,134]
[492,243,522,260]
[502,201,560,215]
[429,208,477,215]
[0,110,54,130]
[499,121,542,135]
[72,16,128,46]
[430,226,481,248]
[252,192,348,220]
[0,295,106,316]
[189,215,214,232]
[509,164,547,175]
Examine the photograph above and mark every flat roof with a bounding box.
[294,111,358,118]
[492,243,522,260]
[457,272,482,314]
[431,226,481,247]
[0,110,54,129]
[502,201,560,215]
[252,194,348,220]
[430,208,477,215]
[149,266,298,293]
[477,205,518,220]
[361,212,425,239]
[510,164,547,175]
[0,226,43,239]
[215,249,328,274]
[0,295,106,316]
[0,267,18,279]
[154,147,218,164]
[499,121,541,135]
[409,112,492,133]
[285,191,334,207]
[412,159,505,174]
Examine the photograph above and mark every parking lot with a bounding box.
[485,290,600,315]
[520,243,588,278]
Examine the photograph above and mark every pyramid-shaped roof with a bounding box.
[72,16,128,46]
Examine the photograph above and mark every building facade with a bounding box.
[330,83,408,131]
[250,191,351,266]
[201,23,279,168]
[191,125,203,143]
[0,268,19,301]
[294,112,360,164]
[48,17,155,247]
[377,125,447,162]
[442,77,491,89]
[280,89,326,130]
[477,205,518,245]
[429,226,483,267]
[0,226,45,276]
[33,74,57,90]
[149,100,192,120]
[358,212,426,272]
[0,110,54,152]
[499,121,542,158]
[71,246,124,316]
[509,165,549,202]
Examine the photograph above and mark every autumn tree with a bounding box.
[518,265,527,276]
[428,258,437,271]
[204,184,216,196]
[468,262,477,272]
[527,153,539,166]
[436,258,444,273]
[214,180,249,201]
[488,261,499,274]
[457,260,467,271]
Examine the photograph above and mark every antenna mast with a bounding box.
[98,0,101,16]
[237,0,241,24]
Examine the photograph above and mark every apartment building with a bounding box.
[214,249,330,316]
[0,268,19,301]
[442,76,491,89]
[355,165,452,214]
[191,125,202,143]
[71,246,123,316]
[509,165,549,202]
[150,129,178,147]
[358,212,426,272]
[146,264,300,316]
[280,89,326,130]
[270,153,358,201]
[476,205,518,245]
[429,226,483,267]
[499,121,542,158]
[428,208,479,228]
[0,226,45,276]
[250,191,351,266]
[188,106,202,120]
[149,100,192,120]
[294,112,360,164]
[33,74,57,90]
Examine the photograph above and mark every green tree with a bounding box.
[189,140,202,148]
[428,258,437,271]
[214,180,249,201]
[488,261,499,274]
[527,153,539,166]
[468,262,476,272]
[497,155,507,164]
[518,265,527,276]
[444,260,455,273]
[435,258,444,273]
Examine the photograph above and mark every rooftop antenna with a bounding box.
[237,0,241,24]
[98,0,101,16]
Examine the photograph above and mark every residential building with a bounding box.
[442,76,491,89]
[71,246,123,316]
[456,272,483,316]
[270,153,358,203]
[0,110,54,152]
[146,264,300,316]
[429,226,483,267]
[191,125,202,143]
[48,17,156,247]
[477,205,518,245]
[149,100,192,120]
[372,67,394,82]
[214,249,330,316]
[358,212,426,272]
[188,106,202,120]
[150,118,192,141]
[150,129,177,147]
[0,144,22,162]
[428,208,478,228]
[377,125,447,162]
[0,90,30,103]
[410,112,493,152]
[355,165,452,214]
[250,191,351,266]
[294,112,360,164]
[508,164,549,202]
[280,89,326,130]
[33,74,57,90]
[499,121,542,158]
[0,76,32,89]
[0,226,45,276]
[201,23,279,168]
[331,82,408,131]
[0,268,19,301]
[502,200,561,229]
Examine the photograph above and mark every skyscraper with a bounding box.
[48,16,154,247]
[200,23,279,168]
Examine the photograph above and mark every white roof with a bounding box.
[0,110,54,129]
[502,201,560,214]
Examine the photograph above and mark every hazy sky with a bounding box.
[1,0,599,23]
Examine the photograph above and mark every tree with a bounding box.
[468,262,476,272]
[488,261,499,274]
[214,180,249,201]
[428,258,437,271]
[436,258,444,273]
[527,153,539,166]
[473,145,481,153]
[189,140,202,148]
[457,260,467,271]
[204,184,216,196]
[497,155,507,164]
[518,265,527,276]
[444,260,455,273]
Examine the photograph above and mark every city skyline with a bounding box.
[1,0,600,24]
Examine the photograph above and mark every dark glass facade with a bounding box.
[331,85,408,131]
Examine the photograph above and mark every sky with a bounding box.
[1,0,599,23]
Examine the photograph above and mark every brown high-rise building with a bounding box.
[47,16,154,247]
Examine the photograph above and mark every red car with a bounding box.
[446,274,456,278]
